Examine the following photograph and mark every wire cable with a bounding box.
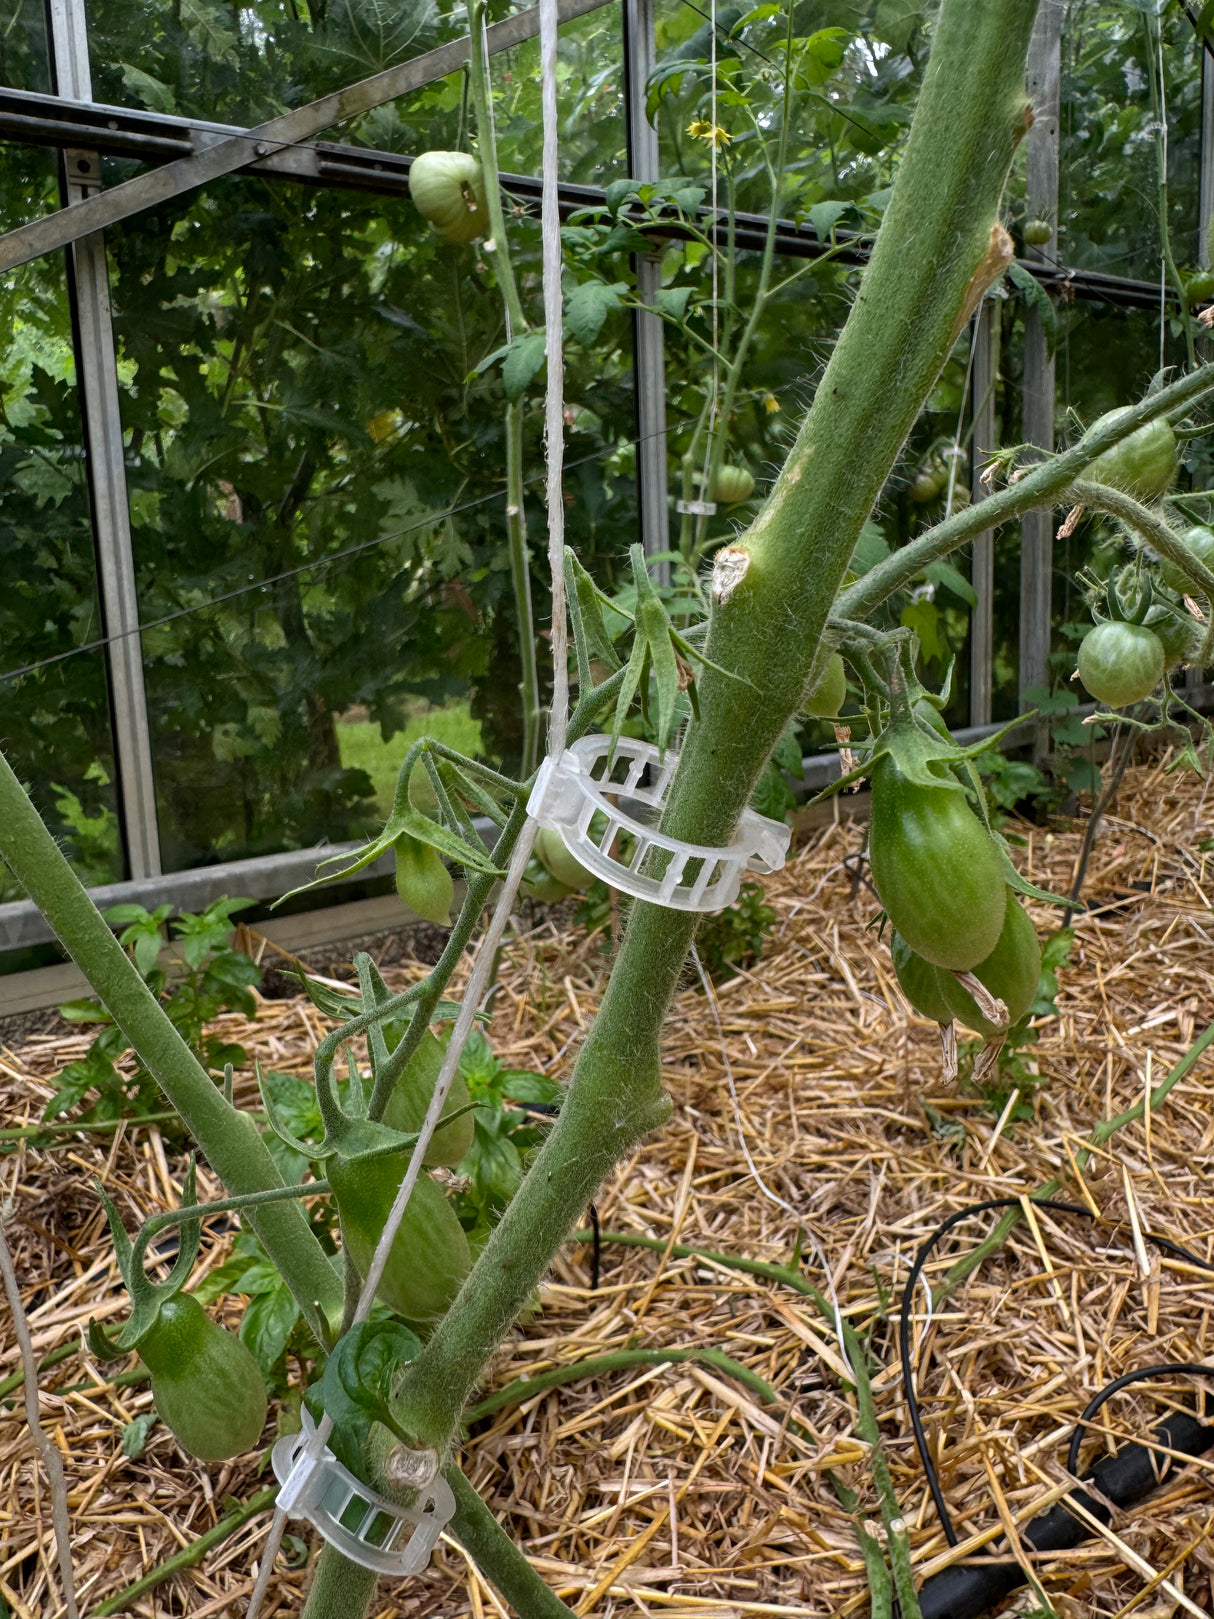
[899,1195,1214,1547]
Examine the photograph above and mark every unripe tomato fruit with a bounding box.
[890,932,952,1025]
[910,465,945,502]
[869,757,1006,971]
[535,827,594,890]
[408,151,487,244]
[329,1149,471,1322]
[1084,408,1177,501]
[1023,218,1052,247]
[939,889,1040,1039]
[520,864,574,903]
[394,832,454,926]
[1158,525,1214,594]
[805,653,847,719]
[1076,621,1164,707]
[713,464,755,504]
[1143,605,1195,670]
[382,1028,475,1168]
[136,1294,267,1462]
[1186,269,1214,307]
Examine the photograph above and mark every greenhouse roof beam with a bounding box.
[0,0,613,272]
[0,83,1184,316]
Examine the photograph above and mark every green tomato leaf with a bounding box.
[807,200,849,240]
[654,287,693,322]
[565,280,627,345]
[1008,262,1055,357]
[924,559,978,608]
[500,332,547,402]
[239,1283,301,1375]
[122,1412,159,1457]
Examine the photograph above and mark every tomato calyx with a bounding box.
[88,1157,205,1359]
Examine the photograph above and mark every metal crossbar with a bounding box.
[0,0,612,271]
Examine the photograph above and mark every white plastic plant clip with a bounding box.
[527,734,790,913]
[271,1408,454,1577]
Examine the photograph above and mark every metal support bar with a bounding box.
[48,0,162,879]
[968,300,998,729]
[0,0,614,271]
[1019,0,1062,735]
[623,0,670,583]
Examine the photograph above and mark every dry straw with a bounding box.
[1,753,1212,1616]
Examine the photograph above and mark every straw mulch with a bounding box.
[2,754,1214,1618]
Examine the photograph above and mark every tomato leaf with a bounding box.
[565,280,627,345]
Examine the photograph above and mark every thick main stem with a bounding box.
[387,0,1045,1456]
[0,753,342,1345]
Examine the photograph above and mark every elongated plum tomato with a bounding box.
[393,831,454,926]
[408,151,487,245]
[136,1294,267,1462]
[890,932,952,1025]
[805,653,847,719]
[382,1028,474,1168]
[535,826,595,890]
[940,889,1040,1040]
[329,1147,471,1322]
[712,464,755,504]
[868,757,1006,971]
[1076,621,1164,707]
[1083,408,1176,501]
[1158,525,1214,594]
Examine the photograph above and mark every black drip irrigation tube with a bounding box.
[904,1198,1214,1619]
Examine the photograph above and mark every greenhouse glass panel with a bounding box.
[102,163,638,872]
[0,0,53,95]
[1057,0,1202,278]
[0,147,124,897]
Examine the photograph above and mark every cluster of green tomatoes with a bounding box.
[1071,409,1211,708]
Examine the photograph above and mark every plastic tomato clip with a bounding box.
[272,1409,454,1576]
[675,497,718,516]
[527,734,790,913]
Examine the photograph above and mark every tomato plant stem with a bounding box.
[445,1463,579,1619]
[385,0,1046,1465]
[299,1542,377,1619]
[0,751,343,1349]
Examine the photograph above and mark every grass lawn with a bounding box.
[337,702,485,815]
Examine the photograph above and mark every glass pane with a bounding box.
[0,147,124,897]
[0,0,53,93]
[104,167,638,870]
[1056,2,1203,278]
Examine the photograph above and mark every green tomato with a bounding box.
[1023,218,1052,247]
[869,757,1007,971]
[382,1028,475,1168]
[890,932,953,1025]
[1187,269,1214,307]
[136,1294,267,1462]
[329,1144,471,1323]
[1157,525,1214,595]
[910,465,946,502]
[393,832,454,926]
[805,653,847,719]
[408,151,487,245]
[520,862,575,903]
[713,464,755,504]
[1077,621,1164,707]
[1084,408,1177,501]
[1144,604,1196,669]
[939,889,1040,1040]
[535,827,594,890]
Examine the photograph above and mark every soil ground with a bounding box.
[1,756,1213,1618]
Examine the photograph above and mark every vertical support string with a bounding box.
[540,0,569,756]
[249,10,574,1610]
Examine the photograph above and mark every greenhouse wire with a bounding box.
[248,14,575,1606]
